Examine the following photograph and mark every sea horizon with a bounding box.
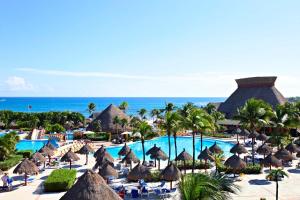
[0,97,226,117]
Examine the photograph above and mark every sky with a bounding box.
[0,0,299,97]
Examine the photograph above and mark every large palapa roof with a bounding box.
[218,76,286,118]
[87,104,130,133]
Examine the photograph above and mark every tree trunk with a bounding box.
[154,159,156,167]
[142,139,145,164]
[158,160,161,170]
[276,180,278,200]
[24,173,27,186]
[252,138,255,165]
[236,133,239,142]
[69,161,72,169]
[168,132,171,165]
[200,133,203,152]
[205,159,207,173]
[184,160,186,174]
[192,131,195,173]
[174,135,178,165]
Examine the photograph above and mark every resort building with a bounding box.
[218,76,286,118]
[87,104,130,134]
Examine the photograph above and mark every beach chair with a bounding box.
[131,189,139,198]
[154,188,167,199]
[141,186,149,197]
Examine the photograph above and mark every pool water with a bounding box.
[106,136,234,161]
[16,140,59,152]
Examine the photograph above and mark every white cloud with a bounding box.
[5,76,34,91]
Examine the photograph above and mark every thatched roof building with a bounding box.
[87,104,130,133]
[218,76,286,118]
[60,170,121,200]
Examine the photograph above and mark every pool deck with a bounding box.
[1,137,300,200]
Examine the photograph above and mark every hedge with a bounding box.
[44,169,77,192]
[17,150,33,158]
[0,155,23,171]
[218,164,262,174]
[85,132,109,141]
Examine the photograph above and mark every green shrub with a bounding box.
[202,132,231,138]
[44,169,77,192]
[177,160,212,170]
[45,123,66,133]
[149,170,161,182]
[17,150,33,158]
[0,155,23,171]
[86,132,109,141]
[218,164,262,174]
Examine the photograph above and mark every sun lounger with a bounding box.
[131,189,139,198]
[141,186,149,197]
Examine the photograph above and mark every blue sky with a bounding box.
[0,1,299,97]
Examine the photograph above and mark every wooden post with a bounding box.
[24,173,27,186]
[70,161,72,169]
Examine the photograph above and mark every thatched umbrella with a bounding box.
[32,152,47,168]
[94,145,105,158]
[46,140,57,151]
[146,144,160,167]
[209,142,223,173]
[224,154,246,177]
[121,149,139,170]
[77,144,94,165]
[160,162,181,189]
[240,129,250,143]
[175,148,192,174]
[256,133,268,142]
[285,143,300,154]
[150,148,168,170]
[248,130,259,139]
[61,149,80,169]
[230,142,248,157]
[118,143,131,157]
[39,146,54,164]
[274,147,293,161]
[209,142,223,154]
[232,128,242,142]
[60,169,121,200]
[198,147,214,172]
[127,162,151,181]
[257,143,272,159]
[263,153,282,170]
[95,149,114,163]
[98,162,118,181]
[13,158,39,186]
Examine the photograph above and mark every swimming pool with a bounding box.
[106,136,234,161]
[16,140,59,152]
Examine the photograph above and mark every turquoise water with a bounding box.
[16,140,59,152]
[0,97,225,117]
[106,136,234,160]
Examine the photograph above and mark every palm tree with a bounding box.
[136,121,152,164]
[172,114,183,163]
[179,173,239,200]
[120,118,128,132]
[266,169,288,200]
[184,108,214,173]
[113,116,121,134]
[159,111,181,164]
[235,98,274,165]
[138,108,147,120]
[150,109,161,121]
[87,103,96,114]
[203,103,217,114]
[119,101,128,112]
[165,102,175,112]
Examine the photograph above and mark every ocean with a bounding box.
[0,97,225,117]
